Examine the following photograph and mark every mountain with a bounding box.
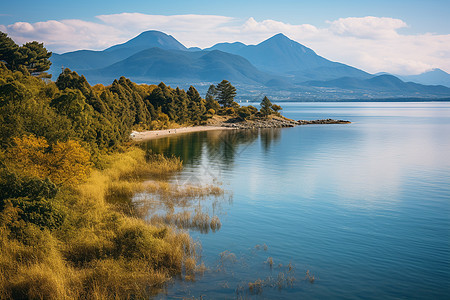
[49,31,187,78]
[103,30,187,53]
[83,48,274,85]
[206,33,371,81]
[397,69,450,88]
[205,42,247,53]
[48,30,449,99]
[305,74,450,96]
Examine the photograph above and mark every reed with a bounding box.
[248,279,264,294]
[267,257,274,268]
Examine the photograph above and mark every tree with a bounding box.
[0,32,19,70]
[272,104,282,115]
[18,41,52,76]
[0,32,52,76]
[216,80,236,108]
[260,96,273,117]
[205,85,220,112]
[205,84,217,101]
[187,86,206,123]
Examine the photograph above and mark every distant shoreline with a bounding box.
[240,98,450,103]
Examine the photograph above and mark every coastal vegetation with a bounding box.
[0,32,287,298]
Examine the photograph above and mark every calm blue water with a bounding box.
[145,102,450,299]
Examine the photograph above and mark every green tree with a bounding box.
[0,32,52,76]
[0,32,20,70]
[216,80,236,108]
[205,84,220,112]
[187,86,206,123]
[260,96,273,117]
[18,41,52,76]
[205,84,217,101]
[272,104,282,115]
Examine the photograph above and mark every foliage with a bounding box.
[272,104,282,113]
[237,106,252,119]
[216,79,237,108]
[260,96,274,117]
[6,135,91,186]
[0,32,52,77]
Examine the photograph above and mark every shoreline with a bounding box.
[130,117,351,141]
[130,126,233,141]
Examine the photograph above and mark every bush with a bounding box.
[224,107,235,115]
[0,170,58,203]
[237,106,252,120]
[10,197,65,231]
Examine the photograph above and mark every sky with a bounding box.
[1,0,449,75]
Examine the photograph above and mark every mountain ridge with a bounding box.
[48,30,450,100]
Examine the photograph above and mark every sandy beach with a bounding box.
[130,126,232,141]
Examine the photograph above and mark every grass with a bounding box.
[0,147,205,299]
[142,179,225,233]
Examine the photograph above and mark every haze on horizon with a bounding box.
[1,0,449,75]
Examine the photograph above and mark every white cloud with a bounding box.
[1,14,449,75]
[3,19,124,53]
[327,16,407,39]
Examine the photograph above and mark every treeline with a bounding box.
[0,64,220,152]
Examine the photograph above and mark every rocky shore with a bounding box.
[297,119,351,125]
[209,115,351,129]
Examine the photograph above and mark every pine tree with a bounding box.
[0,32,20,70]
[216,80,236,108]
[19,41,52,76]
[205,84,217,101]
[260,96,273,117]
[0,33,52,76]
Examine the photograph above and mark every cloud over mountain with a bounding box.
[2,14,449,75]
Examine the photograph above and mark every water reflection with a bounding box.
[141,128,282,170]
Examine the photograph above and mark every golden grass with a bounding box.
[142,179,225,234]
[267,257,274,269]
[0,147,205,299]
[248,279,264,294]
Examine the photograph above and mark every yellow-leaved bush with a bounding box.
[7,135,91,186]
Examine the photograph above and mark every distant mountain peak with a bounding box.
[263,33,294,44]
[427,68,448,74]
[104,30,187,53]
[270,33,290,40]
[396,68,450,87]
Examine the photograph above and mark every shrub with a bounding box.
[224,107,235,115]
[237,106,252,120]
[10,197,65,231]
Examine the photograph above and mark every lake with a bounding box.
[142,102,450,299]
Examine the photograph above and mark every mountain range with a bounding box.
[49,30,450,100]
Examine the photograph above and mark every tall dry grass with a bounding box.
[0,147,204,299]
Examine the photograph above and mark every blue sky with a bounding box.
[1,0,449,74]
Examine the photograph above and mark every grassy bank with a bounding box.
[0,147,207,299]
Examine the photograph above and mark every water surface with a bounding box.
[143,102,450,299]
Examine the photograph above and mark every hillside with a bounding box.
[83,48,274,85]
